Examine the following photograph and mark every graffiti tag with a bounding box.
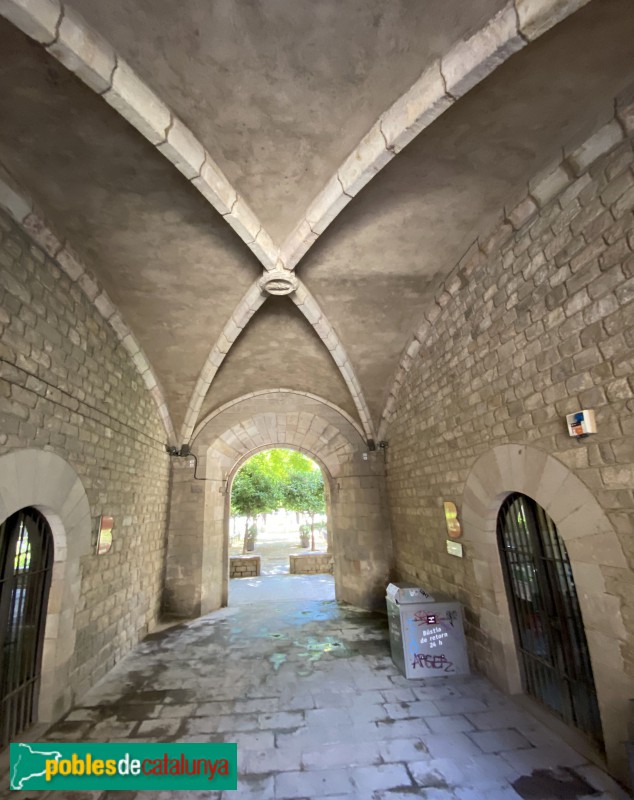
[413,610,458,628]
[411,653,455,673]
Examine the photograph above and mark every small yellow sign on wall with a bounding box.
[443,501,462,540]
[97,515,114,555]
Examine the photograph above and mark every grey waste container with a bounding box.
[386,583,470,679]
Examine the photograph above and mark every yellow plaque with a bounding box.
[97,515,114,555]
[443,501,462,540]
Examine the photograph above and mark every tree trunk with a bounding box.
[242,516,250,554]
[310,513,315,551]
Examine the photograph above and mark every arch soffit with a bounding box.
[192,388,366,444]
[194,397,366,479]
[0,0,592,449]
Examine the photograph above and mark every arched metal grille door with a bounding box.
[497,493,603,748]
[0,508,54,748]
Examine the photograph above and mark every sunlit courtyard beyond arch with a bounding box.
[228,448,335,603]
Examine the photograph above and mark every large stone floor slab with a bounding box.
[2,584,628,799]
[229,573,335,605]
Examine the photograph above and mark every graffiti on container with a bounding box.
[413,610,458,628]
[411,653,455,673]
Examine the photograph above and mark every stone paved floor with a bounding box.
[230,573,335,605]
[2,585,629,800]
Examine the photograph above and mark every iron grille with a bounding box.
[497,493,604,749]
[0,507,54,749]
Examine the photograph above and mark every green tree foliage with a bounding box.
[283,469,326,551]
[230,449,326,551]
[231,460,281,552]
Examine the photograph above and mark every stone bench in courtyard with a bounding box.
[289,552,334,575]
[230,555,260,578]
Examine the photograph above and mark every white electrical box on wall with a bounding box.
[566,409,597,437]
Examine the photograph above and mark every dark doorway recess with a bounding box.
[0,507,54,748]
[497,493,603,749]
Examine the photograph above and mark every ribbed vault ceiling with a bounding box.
[0,0,633,446]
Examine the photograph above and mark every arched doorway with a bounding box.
[460,443,628,781]
[0,449,92,729]
[164,390,392,618]
[227,447,333,604]
[0,507,54,747]
[497,492,603,749]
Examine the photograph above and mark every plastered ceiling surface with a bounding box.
[0,0,633,446]
[197,298,358,422]
[68,0,506,244]
[300,0,634,423]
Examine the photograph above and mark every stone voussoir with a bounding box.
[192,158,237,216]
[0,0,61,45]
[337,123,392,198]
[515,0,591,41]
[616,94,634,135]
[565,120,624,176]
[529,162,571,208]
[94,292,116,321]
[0,176,32,223]
[157,118,206,181]
[224,197,261,244]
[47,5,116,94]
[506,195,538,230]
[22,213,62,257]
[54,245,84,282]
[280,219,318,269]
[381,61,453,154]
[248,228,278,270]
[305,175,352,236]
[441,3,524,99]
[295,293,322,326]
[104,59,172,146]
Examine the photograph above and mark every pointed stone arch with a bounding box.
[0,449,91,724]
[462,443,629,783]
[164,392,392,619]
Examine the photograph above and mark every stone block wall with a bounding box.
[0,209,170,701]
[289,552,334,575]
[387,130,633,643]
[384,128,634,777]
[230,555,260,578]
[330,450,393,610]
[163,459,209,617]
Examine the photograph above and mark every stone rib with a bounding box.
[279,0,590,271]
[291,280,376,444]
[0,0,280,270]
[179,281,268,445]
